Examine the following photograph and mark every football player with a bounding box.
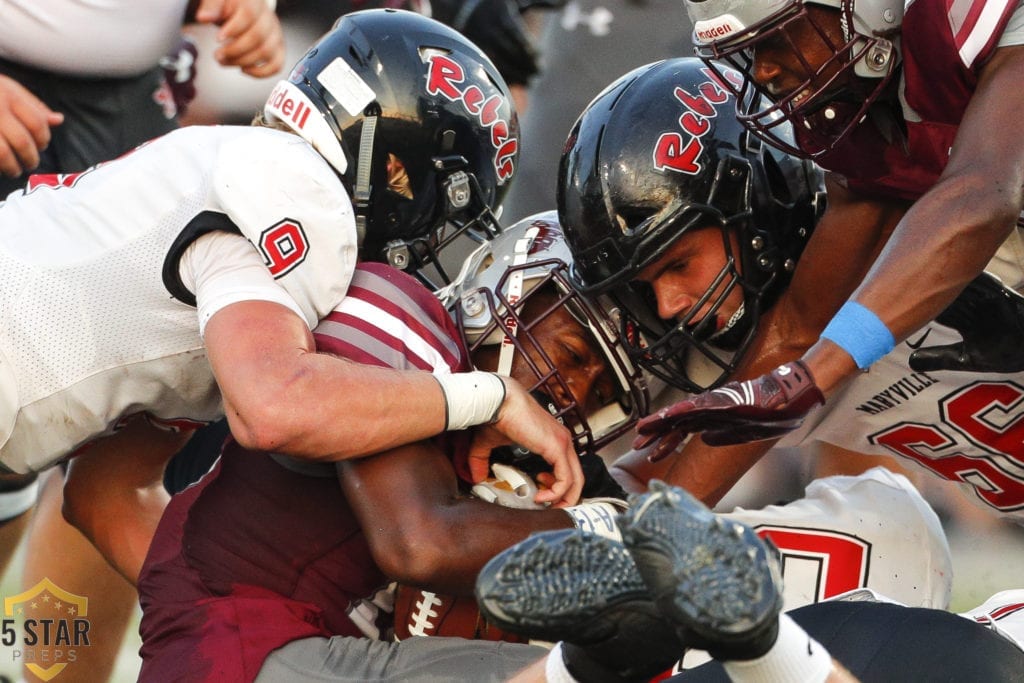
[636,0,1024,475]
[0,9,584,587]
[556,56,1024,525]
[137,213,649,681]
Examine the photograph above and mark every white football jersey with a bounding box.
[0,126,358,473]
[679,467,953,671]
[959,589,1024,653]
[779,322,1024,522]
[724,467,953,611]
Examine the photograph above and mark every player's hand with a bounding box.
[193,0,285,78]
[0,75,63,178]
[430,0,540,86]
[909,272,1024,373]
[467,377,582,508]
[632,360,825,460]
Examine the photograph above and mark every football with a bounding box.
[393,584,529,643]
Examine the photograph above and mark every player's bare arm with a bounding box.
[206,299,447,457]
[338,439,572,596]
[205,299,582,506]
[62,416,194,584]
[809,44,1024,391]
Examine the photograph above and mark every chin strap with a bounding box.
[353,115,377,250]
[496,226,541,376]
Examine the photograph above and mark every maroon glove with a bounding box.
[633,360,825,461]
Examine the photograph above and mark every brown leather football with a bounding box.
[393,584,530,643]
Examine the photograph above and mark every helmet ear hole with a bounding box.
[386,154,414,199]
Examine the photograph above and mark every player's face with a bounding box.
[748,6,847,104]
[633,226,745,332]
[473,289,617,415]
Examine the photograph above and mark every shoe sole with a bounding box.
[621,481,781,645]
[475,529,655,644]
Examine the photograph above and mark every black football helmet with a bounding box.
[558,57,824,393]
[685,0,903,158]
[448,211,650,456]
[264,9,519,282]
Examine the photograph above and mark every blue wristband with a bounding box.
[821,301,895,369]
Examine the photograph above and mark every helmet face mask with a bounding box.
[558,57,823,392]
[264,9,518,282]
[379,160,505,288]
[685,0,902,158]
[453,212,649,455]
[609,222,765,394]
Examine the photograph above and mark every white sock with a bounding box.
[544,642,581,683]
[722,614,833,683]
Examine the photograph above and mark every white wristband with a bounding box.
[722,614,833,683]
[564,501,624,541]
[434,371,506,431]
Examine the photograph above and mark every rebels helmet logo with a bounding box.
[653,67,742,175]
[425,54,518,183]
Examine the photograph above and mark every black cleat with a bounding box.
[620,480,783,661]
[476,529,685,680]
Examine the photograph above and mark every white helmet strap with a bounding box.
[496,226,541,376]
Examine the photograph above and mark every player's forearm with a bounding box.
[609,448,672,494]
[853,179,1017,346]
[811,183,1016,394]
[664,438,775,507]
[225,358,448,461]
[340,440,574,595]
[385,501,573,595]
[817,47,1024,391]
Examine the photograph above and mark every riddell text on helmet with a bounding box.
[267,83,313,129]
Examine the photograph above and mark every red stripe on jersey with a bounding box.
[351,262,465,368]
[949,0,987,45]
[312,262,469,374]
[347,284,463,371]
[947,0,1018,66]
[988,603,1024,620]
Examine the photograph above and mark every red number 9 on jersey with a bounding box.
[259,219,309,277]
